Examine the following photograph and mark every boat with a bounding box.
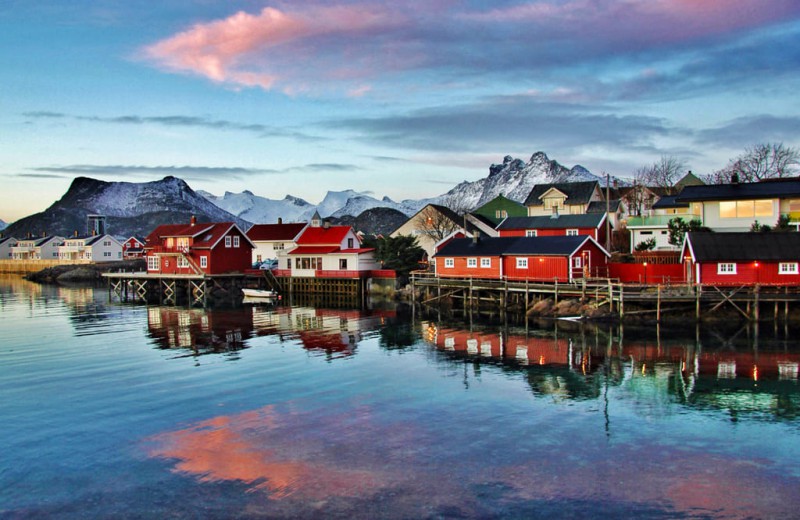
[242,288,278,300]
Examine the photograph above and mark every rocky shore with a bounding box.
[25,260,146,284]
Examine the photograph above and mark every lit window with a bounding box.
[717,262,736,274]
[517,257,528,269]
[779,262,798,274]
[481,258,491,268]
[444,258,454,268]
[467,258,477,268]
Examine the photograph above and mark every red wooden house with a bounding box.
[682,232,800,286]
[122,236,145,259]
[144,217,254,275]
[434,235,610,282]
[496,213,608,243]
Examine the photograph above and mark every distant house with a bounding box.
[245,220,307,265]
[144,217,254,275]
[11,235,65,260]
[524,181,604,217]
[682,232,800,286]
[627,195,694,252]
[284,217,380,276]
[675,178,800,232]
[471,194,527,227]
[390,204,467,264]
[496,213,608,244]
[57,234,123,262]
[122,237,146,259]
[0,236,18,259]
[434,235,610,282]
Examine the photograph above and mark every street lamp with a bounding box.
[643,261,648,285]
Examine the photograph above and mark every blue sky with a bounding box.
[2,0,800,222]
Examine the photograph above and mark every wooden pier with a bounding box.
[411,272,800,322]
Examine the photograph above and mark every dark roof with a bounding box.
[524,181,600,206]
[686,232,800,262]
[246,223,306,241]
[652,195,689,209]
[676,179,800,203]
[587,200,621,213]
[434,235,608,258]
[468,213,497,229]
[497,213,604,230]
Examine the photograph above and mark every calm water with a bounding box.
[2,275,800,519]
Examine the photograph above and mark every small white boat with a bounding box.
[242,288,278,299]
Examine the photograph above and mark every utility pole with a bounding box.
[606,173,611,252]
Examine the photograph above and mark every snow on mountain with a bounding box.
[439,151,605,210]
[199,190,313,224]
[0,219,6,231]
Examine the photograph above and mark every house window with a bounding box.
[275,243,285,250]
[147,256,159,271]
[177,256,189,268]
[526,230,537,237]
[225,236,232,248]
[573,257,582,268]
[444,258,455,268]
[339,259,348,270]
[720,200,774,218]
[481,258,491,268]
[566,229,579,236]
[347,238,354,249]
[717,262,736,274]
[233,236,240,248]
[517,258,528,269]
[779,262,798,274]
[467,258,477,268]
[200,256,208,268]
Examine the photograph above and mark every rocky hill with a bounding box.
[4,176,249,239]
[329,207,409,236]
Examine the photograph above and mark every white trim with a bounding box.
[717,262,736,274]
[444,258,455,268]
[779,262,798,275]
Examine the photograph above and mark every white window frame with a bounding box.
[516,257,528,269]
[200,256,208,269]
[566,229,579,236]
[480,258,491,268]
[525,230,537,237]
[177,256,189,268]
[573,256,582,268]
[225,236,232,248]
[779,262,798,275]
[233,236,240,248]
[444,258,455,268]
[467,258,477,268]
[717,262,736,274]
[147,256,159,271]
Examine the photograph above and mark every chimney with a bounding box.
[74,230,78,237]
[472,231,480,244]
[190,215,197,226]
[731,172,739,184]
[323,220,330,229]
[277,217,283,225]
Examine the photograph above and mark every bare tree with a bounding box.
[704,143,800,184]
[413,192,472,242]
[634,156,688,194]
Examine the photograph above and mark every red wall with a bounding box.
[436,256,503,278]
[499,228,598,239]
[609,263,685,284]
[698,261,800,286]
[504,256,569,281]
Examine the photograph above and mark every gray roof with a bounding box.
[587,200,621,213]
[497,213,605,230]
[434,235,608,258]
[652,195,689,209]
[685,232,800,262]
[524,181,600,206]
[676,179,800,203]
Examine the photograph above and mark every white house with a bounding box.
[285,217,380,277]
[11,235,65,260]
[0,236,18,259]
[245,220,307,266]
[57,234,123,262]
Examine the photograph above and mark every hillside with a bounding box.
[329,207,409,236]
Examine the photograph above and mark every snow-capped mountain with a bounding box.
[198,190,314,224]
[0,219,6,231]
[5,176,248,239]
[440,151,606,209]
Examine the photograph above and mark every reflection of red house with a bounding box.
[146,307,254,352]
[122,236,145,259]
[434,235,610,282]
[144,217,254,275]
[682,232,800,286]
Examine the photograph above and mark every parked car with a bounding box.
[259,259,279,270]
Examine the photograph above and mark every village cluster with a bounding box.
[2,173,800,288]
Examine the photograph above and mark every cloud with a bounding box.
[332,95,672,155]
[695,115,800,148]
[22,111,325,142]
[138,1,800,95]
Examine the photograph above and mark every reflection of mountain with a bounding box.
[423,321,800,420]
[146,307,254,357]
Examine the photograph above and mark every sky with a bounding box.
[2,0,800,223]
